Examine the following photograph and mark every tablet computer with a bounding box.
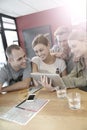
[30,72,66,88]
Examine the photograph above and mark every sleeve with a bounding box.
[62,75,87,88]
[67,65,77,77]
[31,56,40,66]
[0,69,8,84]
[62,60,87,88]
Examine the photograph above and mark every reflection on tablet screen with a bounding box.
[31,73,66,88]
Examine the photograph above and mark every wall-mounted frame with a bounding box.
[23,25,53,59]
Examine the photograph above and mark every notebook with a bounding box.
[0,98,49,125]
[31,72,66,88]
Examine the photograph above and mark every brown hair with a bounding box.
[32,34,49,48]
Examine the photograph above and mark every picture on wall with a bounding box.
[23,25,53,59]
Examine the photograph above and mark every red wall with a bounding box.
[16,6,71,49]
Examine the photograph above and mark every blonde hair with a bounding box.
[54,26,71,37]
[68,30,87,42]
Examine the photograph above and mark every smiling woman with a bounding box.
[32,34,67,76]
[68,30,87,59]
[61,30,87,89]
[31,34,67,91]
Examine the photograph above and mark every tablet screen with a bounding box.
[31,72,66,88]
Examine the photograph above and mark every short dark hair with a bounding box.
[32,34,49,48]
[6,44,21,58]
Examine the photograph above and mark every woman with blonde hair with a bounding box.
[61,30,87,89]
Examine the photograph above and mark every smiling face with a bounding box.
[55,31,70,55]
[33,43,50,61]
[9,48,27,71]
[68,30,87,59]
[68,40,86,59]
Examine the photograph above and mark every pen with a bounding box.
[16,106,37,112]
[16,100,26,107]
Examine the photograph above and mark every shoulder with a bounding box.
[32,56,41,62]
[0,63,10,79]
[0,63,10,72]
[55,58,66,69]
[56,58,66,63]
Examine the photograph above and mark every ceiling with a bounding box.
[0,0,66,17]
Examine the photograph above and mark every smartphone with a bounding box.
[27,94,36,100]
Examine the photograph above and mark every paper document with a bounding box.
[0,98,49,125]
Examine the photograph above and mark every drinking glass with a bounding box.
[67,92,81,110]
[56,86,66,98]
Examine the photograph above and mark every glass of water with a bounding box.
[67,92,81,110]
[56,86,66,98]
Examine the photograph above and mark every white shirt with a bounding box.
[32,56,66,74]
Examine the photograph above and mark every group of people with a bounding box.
[0,25,87,93]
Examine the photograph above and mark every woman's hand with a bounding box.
[33,79,39,87]
[39,75,55,91]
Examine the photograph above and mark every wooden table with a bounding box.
[0,88,87,130]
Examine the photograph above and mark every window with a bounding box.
[2,17,16,29]
[5,30,18,46]
[0,14,19,64]
[0,34,6,68]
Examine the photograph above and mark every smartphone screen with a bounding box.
[27,94,35,100]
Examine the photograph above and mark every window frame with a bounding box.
[0,13,19,62]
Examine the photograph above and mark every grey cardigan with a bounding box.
[62,57,87,88]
